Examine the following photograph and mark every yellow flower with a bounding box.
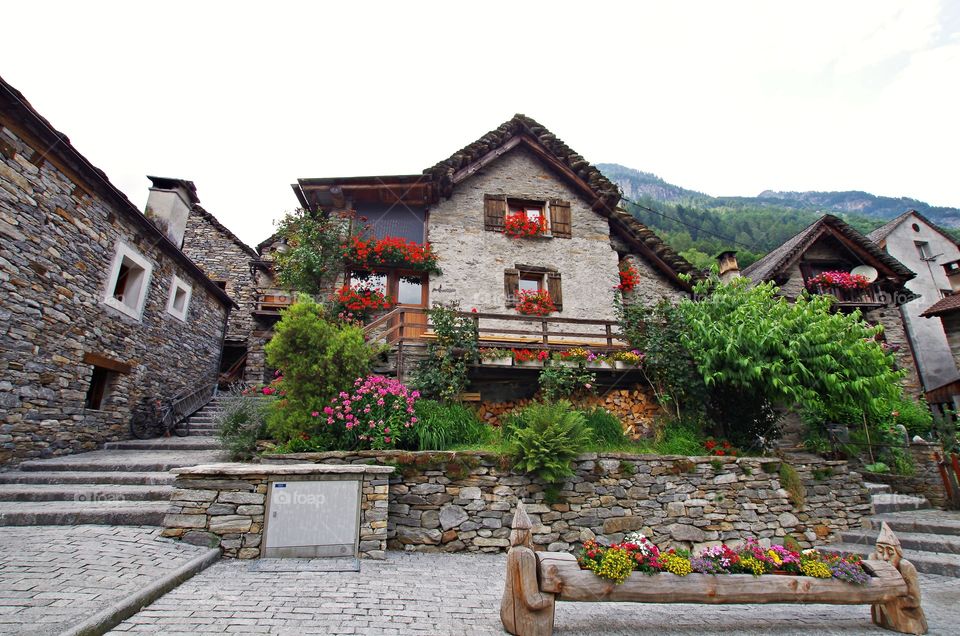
[663,553,693,577]
[740,556,766,576]
[767,550,782,566]
[800,560,832,579]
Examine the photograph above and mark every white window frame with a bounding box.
[166,275,193,321]
[102,242,153,320]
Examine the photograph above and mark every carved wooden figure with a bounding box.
[869,522,928,635]
[500,501,555,636]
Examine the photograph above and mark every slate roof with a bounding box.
[191,204,259,260]
[920,294,960,317]
[424,114,622,210]
[741,214,915,283]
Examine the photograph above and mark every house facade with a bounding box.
[0,76,234,466]
[868,211,960,397]
[741,214,922,398]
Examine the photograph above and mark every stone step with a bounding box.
[17,449,228,472]
[840,528,960,555]
[0,483,172,502]
[871,493,930,514]
[864,482,892,495]
[820,541,960,578]
[104,437,221,451]
[0,471,175,485]
[867,511,960,537]
[0,500,169,526]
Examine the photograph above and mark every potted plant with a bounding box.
[479,348,513,366]
[613,349,644,370]
[585,351,612,370]
[512,348,548,368]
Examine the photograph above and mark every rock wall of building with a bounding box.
[0,126,228,466]
[620,253,689,304]
[265,451,871,554]
[427,147,621,320]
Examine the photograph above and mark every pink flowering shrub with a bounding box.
[317,375,419,450]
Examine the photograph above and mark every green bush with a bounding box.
[413,400,493,450]
[411,303,478,402]
[215,392,270,460]
[652,418,705,456]
[504,401,591,483]
[582,408,626,446]
[538,365,596,402]
[264,297,375,443]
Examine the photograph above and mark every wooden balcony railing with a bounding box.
[253,291,295,316]
[808,283,886,307]
[364,307,625,350]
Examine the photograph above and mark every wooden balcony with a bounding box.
[252,291,295,318]
[808,283,886,308]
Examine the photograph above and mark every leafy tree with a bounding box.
[678,276,904,445]
[273,208,353,295]
[264,297,375,442]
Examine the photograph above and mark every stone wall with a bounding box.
[163,463,394,559]
[620,253,689,304]
[0,125,229,466]
[265,451,871,554]
[865,442,950,508]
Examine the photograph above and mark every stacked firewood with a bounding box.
[475,386,660,438]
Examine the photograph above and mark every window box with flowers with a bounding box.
[805,270,879,304]
[504,212,548,239]
[331,284,395,323]
[613,349,644,370]
[585,351,612,370]
[512,348,549,368]
[515,290,557,316]
[480,348,513,366]
[554,348,589,368]
[341,235,441,274]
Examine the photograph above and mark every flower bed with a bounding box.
[342,235,441,274]
[578,533,869,585]
[315,376,419,450]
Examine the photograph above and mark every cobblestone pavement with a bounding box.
[111,552,960,635]
[0,525,211,635]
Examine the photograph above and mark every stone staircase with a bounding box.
[822,482,960,577]
[174,396,223,437]
[0,399,227,526]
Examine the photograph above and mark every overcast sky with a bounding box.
[4,1,958,246]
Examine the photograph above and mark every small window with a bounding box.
[508,199,549,234]
[915,241,932,260]
[85,367,111,410]
[350,271,388,295]
[103,242,153,319]
[942,289,954,298]
[912,223,921,232]
[212,280,228,291]
[166,275,193,321]
[397,275,424,305]
[505,267,563,311]
[519,273,543,292]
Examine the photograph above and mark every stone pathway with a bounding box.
[110,552,960,635]
[0,525,214,635]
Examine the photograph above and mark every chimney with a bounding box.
[944,260,960,294]
[144,176,199,249]
[717,250,740,283]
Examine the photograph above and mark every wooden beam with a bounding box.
[82,352,133,374]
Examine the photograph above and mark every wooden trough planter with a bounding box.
[501,503,928,636]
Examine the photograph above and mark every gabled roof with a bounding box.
[742,214,915,283]
[0,75,235,309]
[868,209,960,248]
[921,294,960,318]
[424,114,622,211]
[191,204,259,260]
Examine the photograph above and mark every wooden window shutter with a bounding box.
[550,199,572,238]
[484,194,507,232]
[547,272,563,311]
[504,268,520,307]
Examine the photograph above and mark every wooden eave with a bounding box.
[294,175,434,210]
[796,225,904,283]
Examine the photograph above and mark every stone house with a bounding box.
[868,211,960,405]
[741,214,922,398]
[0,76,234,466]
[229,115,699,387]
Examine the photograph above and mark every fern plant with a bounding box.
[505,401,590,483]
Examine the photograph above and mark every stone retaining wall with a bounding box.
[162,463,394,559]
[864,442,949,508]
[264,451,871,554]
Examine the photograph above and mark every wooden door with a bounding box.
[391,271,429,340]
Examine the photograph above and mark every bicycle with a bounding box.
[130,398,188,439]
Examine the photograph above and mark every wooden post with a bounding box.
[869,522,928,635]
[541,319,548,345]
[501,502,555,636]
[605,324,613,347]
